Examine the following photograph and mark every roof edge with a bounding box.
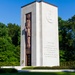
[21,1,57,8]
[21,1,36,8]
[43,1,57,7]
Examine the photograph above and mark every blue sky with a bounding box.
[0,0,75,25]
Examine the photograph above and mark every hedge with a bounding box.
[60,61,75,66]
[0,62,20,66]
[22,61,75,69]
[0,68,18,73]
[22,66,75,70]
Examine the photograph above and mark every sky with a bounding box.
[0,0,75,25]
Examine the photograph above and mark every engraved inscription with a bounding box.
[44,42,57,58]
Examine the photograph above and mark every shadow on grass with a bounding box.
[17,72,75,75]
[1,72,75,75]
[0,72,59,75]
[1,69,75,75]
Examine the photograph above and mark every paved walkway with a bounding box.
[1,66,75,72]
[18,69,75,72]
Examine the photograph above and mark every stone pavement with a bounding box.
[1,66,75,72]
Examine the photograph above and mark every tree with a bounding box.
[59,15,75,61]
[7,23,20,46]
[0,22,20,63]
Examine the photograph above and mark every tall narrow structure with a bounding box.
[21,1,59,66]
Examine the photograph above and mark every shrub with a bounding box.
[22,61,75,70]
[22,66,35,69]
[0,68,18,73]
[0,62,20,66]
[22,66,75,69]
[60,61,75,66]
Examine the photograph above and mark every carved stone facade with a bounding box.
[21,1,59,66]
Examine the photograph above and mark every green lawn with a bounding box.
[0,72,75,75]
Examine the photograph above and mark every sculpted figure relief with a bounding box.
[27,28,30,37]
[27,37,30,48]
[26,20,30,28]
[26,20,31,37]
[25,13,31,49]
[26,14,31,20]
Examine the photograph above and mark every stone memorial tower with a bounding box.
[21,0,60,66]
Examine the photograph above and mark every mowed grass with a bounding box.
[0,72,75,75]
